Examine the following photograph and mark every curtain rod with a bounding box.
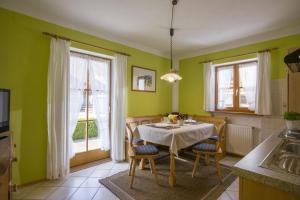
[198,47,278,64]
[42,32,131,57]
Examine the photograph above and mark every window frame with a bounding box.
[70,51,112,153]
[214,60,258,114]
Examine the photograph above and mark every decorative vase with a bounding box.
[285,120,300,130]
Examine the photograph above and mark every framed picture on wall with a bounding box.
[131,66,156,92]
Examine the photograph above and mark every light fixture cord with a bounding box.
[170,0,176,70]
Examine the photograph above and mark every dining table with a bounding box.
[133,121,216,187]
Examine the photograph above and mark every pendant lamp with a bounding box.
[160,0,182,83]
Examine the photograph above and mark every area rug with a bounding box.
[100,155,236,200]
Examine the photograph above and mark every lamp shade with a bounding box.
[160,69,182,83]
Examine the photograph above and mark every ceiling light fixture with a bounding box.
[160,0,182,83]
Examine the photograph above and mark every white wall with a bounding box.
[172,58,179,112]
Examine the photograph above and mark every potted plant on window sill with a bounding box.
[284,112,300,130]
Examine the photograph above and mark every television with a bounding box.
[0,89,10,133]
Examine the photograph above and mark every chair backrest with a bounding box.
[192,115,227,153]
[140,120,151,125]
[216,121,226,151]
[126,122,137,148]
[126,115,163,125]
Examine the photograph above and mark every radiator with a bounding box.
[226,124,253,156]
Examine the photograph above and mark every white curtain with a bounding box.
[203,62,215,111]
[111,54,128,161]
[217,66,234,110]
[255,51,272,115]
[47,38,70,179]
[69,53,87,158]
[89,58,111,151]
[239,62,257,111]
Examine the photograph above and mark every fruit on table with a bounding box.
[168,114,178,123]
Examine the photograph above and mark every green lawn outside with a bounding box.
[72,120,98,141]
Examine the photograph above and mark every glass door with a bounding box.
[69,52,111,167]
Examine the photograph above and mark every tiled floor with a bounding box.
[13,157,239,200]
[13,160,128,200]
[217,155,240,200]
[217,178,239,200]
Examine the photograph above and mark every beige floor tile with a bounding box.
[234,177,239,184]
[226,180,239,192]
[23,186,58,199]
[62,177,86,187]
[108,169,124,176]
[12,184,38,200]
[226,190,239,200]
[69,187,99,200]
[80,178,104,188]
[47,187,77,200]
[71,167,96,177]
[95,162,114,170]
[89,169,110,178]
[39,178,68,187]
[217,191,232,200]
[92,187,118,200]
[111,162,129,170]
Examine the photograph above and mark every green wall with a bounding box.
[179,34,300,115]
[0,8,172,185]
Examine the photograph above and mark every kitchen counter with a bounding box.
[232,130,300,197]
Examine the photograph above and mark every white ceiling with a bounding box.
[1,0,300,58]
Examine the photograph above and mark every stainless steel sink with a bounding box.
[261,131,300,176]
[274,152,300,175]
[279,130,300,140]
[283,142,300,154]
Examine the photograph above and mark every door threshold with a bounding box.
[70,157,112,173]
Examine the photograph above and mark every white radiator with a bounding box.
[226,124,253,156]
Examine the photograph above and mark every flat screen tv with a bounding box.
[0,89,10,133]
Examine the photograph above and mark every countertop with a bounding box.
[232,130,300,196]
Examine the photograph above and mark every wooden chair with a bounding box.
[126,115,163,125]
[191,121,226,182]
[151,117,163,123]
[126,121,144,146]
[140,119,152,125]
[126,123,159,188]
[192,115,227,157]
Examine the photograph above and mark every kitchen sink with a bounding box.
[279,130,300,140]
[274,152,300,175]
[283,142,300,154]
[261,131,300,176]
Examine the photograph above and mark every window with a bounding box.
[215,60,257,113]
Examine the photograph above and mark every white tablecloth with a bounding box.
[134,123,216,155]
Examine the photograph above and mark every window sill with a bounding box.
[211,111,262,116]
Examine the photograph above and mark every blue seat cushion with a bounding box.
[193,143,216,152]
[208,135,219,142]
[134,144,159,155]
[132,138,144,145]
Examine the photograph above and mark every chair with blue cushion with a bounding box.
[126,123,159,188]
[191,121,226,182]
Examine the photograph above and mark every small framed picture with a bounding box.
[131,66,156,92]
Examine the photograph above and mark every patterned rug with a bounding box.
[100,155,236,200]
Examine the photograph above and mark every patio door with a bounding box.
[69,51,111,167]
